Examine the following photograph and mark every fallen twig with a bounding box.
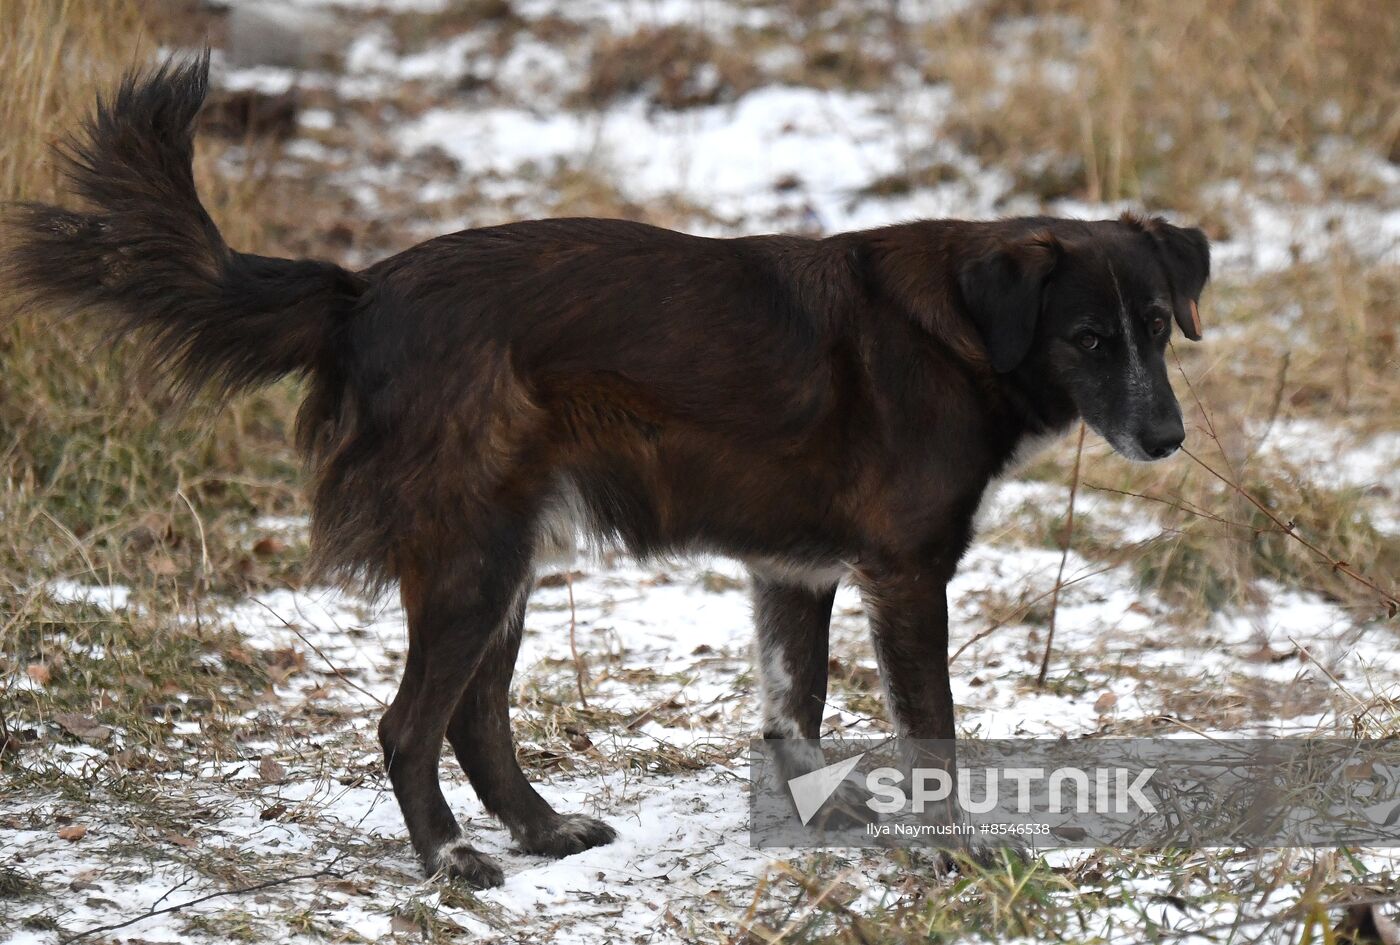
[59,851,349,944]
[950,561,1121,664]
[248,595,388,707]
[1289,635,1373,723]
[567,571,589,707]
[1084,481,1259,533]
[1038,422,1086,686]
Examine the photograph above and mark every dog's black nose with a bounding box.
[1140,417,1185,460]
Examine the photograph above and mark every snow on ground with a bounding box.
[212,1,1400,259]
[4,1,1399,942]
[1253,420,1400,494]
[9,482,1396,942]
[398,83,988,233]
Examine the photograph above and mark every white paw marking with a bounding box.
[434,838,477,865]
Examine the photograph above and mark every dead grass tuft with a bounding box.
[391,0,521,51]
[576,24,762,110]
[926,0,1400,205]
[0,1,343,602]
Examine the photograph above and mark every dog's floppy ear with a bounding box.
[1124,214,1210,341]
[958,232,1061,373]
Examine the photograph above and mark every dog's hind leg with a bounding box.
[378,533,533,887]
[446,595,617,858]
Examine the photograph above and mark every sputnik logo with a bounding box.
[787,753,866,825]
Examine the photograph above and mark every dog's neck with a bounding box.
[999,364,1078,439]
[974,361,1081,488]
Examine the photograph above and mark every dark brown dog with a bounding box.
[6,58,1208,886]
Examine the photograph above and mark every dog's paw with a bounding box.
[516,813,617,858]
[810,778,878,832]
[427,839,505,888]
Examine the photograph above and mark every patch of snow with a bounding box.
[398,83,1000,233]
[1252,419,1400,493]
[42,581,132,611]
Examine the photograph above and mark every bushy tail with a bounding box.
[3,53,363,401]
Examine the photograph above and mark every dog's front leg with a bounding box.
[858,569,966,833]
[752,574,876,825]
[753,575,834,783]
[860,571,1019,864]
[858,569,954,740]
[752,574,835,743]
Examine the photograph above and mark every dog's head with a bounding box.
[959,215,1209,461]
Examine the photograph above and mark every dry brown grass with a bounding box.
[0,0,149,203]
[576,23,762,110]
[0,12,308,921]
[1134,249,1396,620]
[0,2,340,607]
[925,0,1400,206]
[390,0,522,50]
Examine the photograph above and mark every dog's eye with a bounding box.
[1150,317,1167,337]
[1076,331,1100,351]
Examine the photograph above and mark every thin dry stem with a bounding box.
[1037,422,1086,686]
